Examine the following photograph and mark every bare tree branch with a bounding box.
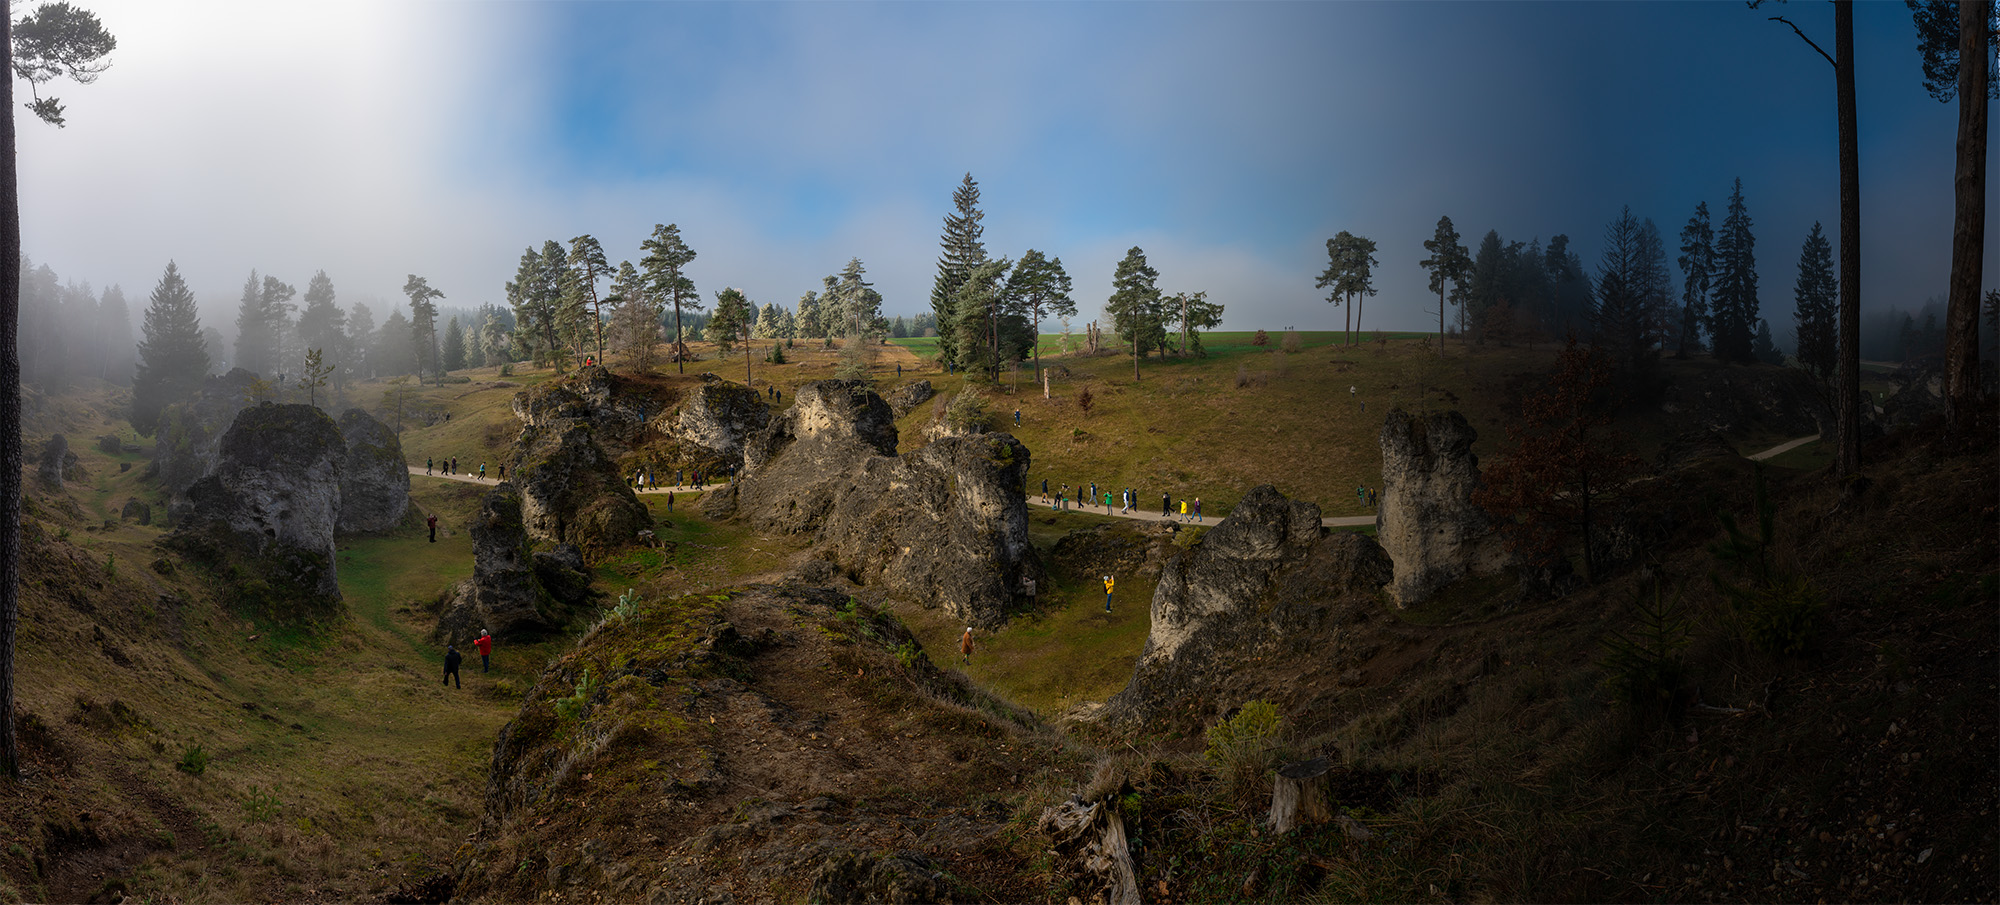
[1769,15,1837,67]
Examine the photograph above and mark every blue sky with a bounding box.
[17,1,1993,342]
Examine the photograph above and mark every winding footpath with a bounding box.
[402,434,1818,532]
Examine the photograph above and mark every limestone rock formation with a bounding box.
[661,380,770,469]
[703,380,1037,626]
[336,408,410,533]
[1376,409,1509,608]
[36,434,80,489]
[165,403,345,614]
[120,498,151,526]
[150,368,258,500]
[433,485,583,645]
[883,379,934,415]
[510,381,652,560]
[1098,485,1391,725]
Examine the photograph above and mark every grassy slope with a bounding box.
[6,336,1968,903]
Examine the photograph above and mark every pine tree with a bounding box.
[1676,201,1714,357]
[1710,178,1759,364]
[567,234,611,364]
[1419,215,1472,356]
[834,258,882,339]
[1106,247,1164,380]
[795,291,822,339]
[639,223,699,372]
[346,302,376,378]
[930,173,986,368]
[1007,250,1075,380]
[232,269,293,377]
[132,261,209,435]
[403,274,445,383]
[1594,206,1658,379]
[96,284,132,383]
[1792,221,1838,384]
[709,288,750,355]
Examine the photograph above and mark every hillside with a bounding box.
[2,337,1988,903]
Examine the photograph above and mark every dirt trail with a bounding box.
[409,432,1816,530]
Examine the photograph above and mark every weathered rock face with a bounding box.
[510,395,652,561]
[883,379,934,416]
[703,380,1037,626]
[166,403,345,614]
[36,434,80,489]
[120,498,151,526]
[433,485,577,645]
[336,409,410,533]
[661,380,770,469]
[513,366,670,455]
[1376,410,1508,608]
[151,368,258,501]
[1098,485,1392,726]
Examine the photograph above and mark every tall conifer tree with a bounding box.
[132,261,209,435]
[1710,178,1759,363]
[1676,202,1715,358]
[1792,221,1839,384]
[1420,215,1472,356]
[930,173,985,368]
[639,223,699,372]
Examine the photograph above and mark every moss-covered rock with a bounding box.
[336,408,410,533]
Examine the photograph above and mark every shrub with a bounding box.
[1251,329,1269,347]
[1281,329,1302,354]
[1741,573,1823,656]
[553,668,599,722]
[177,743,209,776]
[946,387,988,431]
[241,786,282,823]
[767,344,786,364]
[1205,700,1285,799]
[1601,578,1691,714]
[1076,386,1094,418]
[498,362,514,377]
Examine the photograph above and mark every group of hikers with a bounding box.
[442,629,494,688]
[426,456,501,483]
[1037,478,1206,523]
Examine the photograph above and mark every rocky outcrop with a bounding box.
[884,379,934,416]
[1098,485,1392,726]
[336,409,409,533]
[120,498,151,526]
[150,368,258,501]
[36,434,80,489]
[513,366,669,454]
[661,380,770,469]
[510,384,652,560]
[165,403,345,616]
[433,485,585,645]
[1376,410,1509,608]
[703,380,1037,626]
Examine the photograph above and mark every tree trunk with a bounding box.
[1834,0,1862,475]
[1,10,22,779]
[1269,757,1333,834]
[674,301,684,374]
[1946,0,1989,429]
[1438,289,1447,357]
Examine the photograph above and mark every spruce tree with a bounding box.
[930,173,986,368]
[442,316,466,372]
[296,270,346,393]
[709,288,750,355]
[232,269,290,377]
[835,258,882,339]
[96,284,132,383]
[1792,221,1838,384]
[1710,178,1759,364]
[639,223,699,372]
[132,261,209,435]
[1676,201,1714,357]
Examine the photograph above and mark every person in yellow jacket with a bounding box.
[1103,574,1114,613]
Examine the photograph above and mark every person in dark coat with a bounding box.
[427,514,438,543]
[444,645,462,688]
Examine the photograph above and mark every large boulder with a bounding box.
[510,387,652,561]
[661,380,771,470]
[884,379,934,416]
[337,408,410,533]
[151,368,259,501]
[514,366,669,454]
[1098,485,1392,726]
[1376,410,1509,608]
[165,403,345,616]
[703,380,1037,626]
[36,434,80,489]
[433,485,576,645]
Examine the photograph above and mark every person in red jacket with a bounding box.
[474,629,493,673]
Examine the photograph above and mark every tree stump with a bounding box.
[1269,756,1333,834]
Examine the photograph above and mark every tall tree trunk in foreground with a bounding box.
[1945,0,1989,429]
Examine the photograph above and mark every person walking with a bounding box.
[1103,491,1112,514]
[1195,497,1203,523]
[498,464,506,481]
[1014,409,1020,426]
[427,514,437,543]
[667,490,675,513]
[960,627,974,665]
[1162,492,1171,518]
[1180,499,1188,522]
[443,645,462,688]
[1103,575,1114,613]
[479,462,487,481]
[474,629,493,672]
[450,456,458,475]
[426,456,433,475]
